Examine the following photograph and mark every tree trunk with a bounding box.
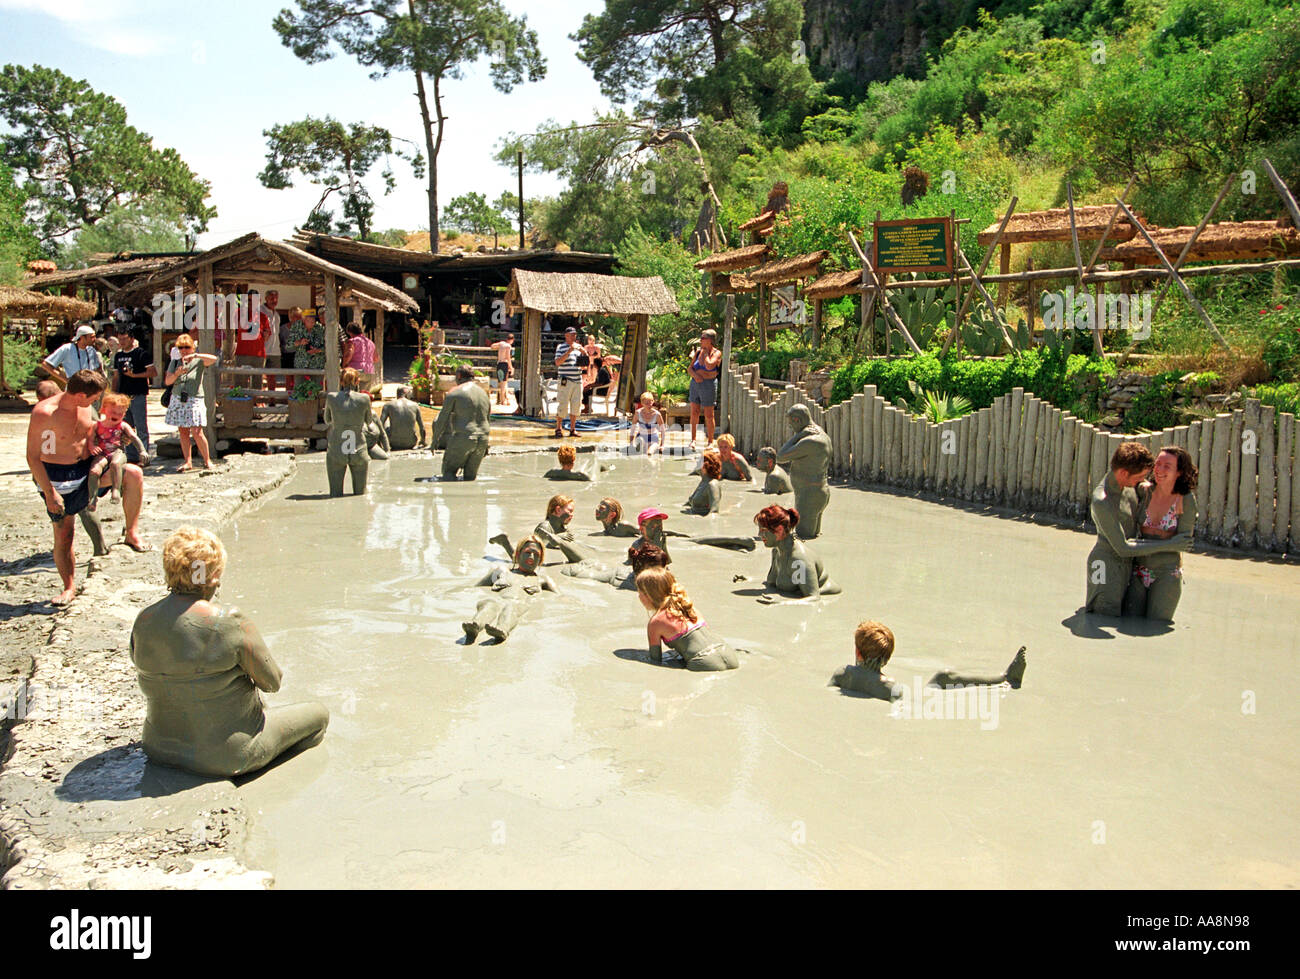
[413,67,438,254]
[430,72,446,254]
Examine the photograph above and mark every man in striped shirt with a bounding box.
[552,326,584,438]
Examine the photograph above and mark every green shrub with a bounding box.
[1123,371,1184,433]
[830,351,1115,419]
[1261,307,1300,381]
[1252,382,1300,418]
[1,337,43,391]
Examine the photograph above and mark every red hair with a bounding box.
[754,504,799,532]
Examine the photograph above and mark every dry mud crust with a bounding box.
[0,454,294,889]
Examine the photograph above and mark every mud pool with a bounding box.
[217,451,1300,887]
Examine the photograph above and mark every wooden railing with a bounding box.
[722,367,1300,554]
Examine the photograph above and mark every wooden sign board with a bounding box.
[873,217,953,274]
[768,285,807,331]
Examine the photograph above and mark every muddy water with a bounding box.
[220,451,1300,888]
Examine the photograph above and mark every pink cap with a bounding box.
[637,507,669,526]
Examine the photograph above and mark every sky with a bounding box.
[0,0,613,247]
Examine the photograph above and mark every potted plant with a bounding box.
[220,384,256,427]
[287,378,323,427]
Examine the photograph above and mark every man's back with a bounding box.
[445,382,491,440]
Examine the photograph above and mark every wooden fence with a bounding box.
[722,368,1300,554]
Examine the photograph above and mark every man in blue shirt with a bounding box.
[42,324,104,387]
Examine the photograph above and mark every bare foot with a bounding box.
[123,535,152,553]
[1005,646,1027,688]
[177,463,194,473]
[52,587,76,606]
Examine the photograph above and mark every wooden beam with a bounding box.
[940,196,1017,357]
[1113,197,1231,350]
[523,308,543,416]
[375,308,385,396]
[812,297,822,348]
[957,249,1015,349]
[719,293,735,431]
[998,241,1010,308]
[1152,175,1234,316]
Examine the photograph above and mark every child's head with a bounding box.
[100,392,130,425]
[547,493,575,522]
[634,566,697,621]
[716,433,735,455]
[639,391,654,408]
[627,540,669,574]
[854,620,895,670]
[556,444,576,468]
[596,497,622,525]
[701,450,722,480]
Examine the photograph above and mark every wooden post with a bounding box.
[1152,175,1234,316]
[197,263,217,453]
[1026,258,1036,333]
[323,272,341,392]
[523,308,543,416]
[1259,402,1275,550]
[1275,412,1293,551]
[955,250,1014,349]
[758,284,768,353]
[719,293,735,432]
[1082,174,1137,277]
[812,297,822,349]
[998,241,1011,309]
[1262,158,1300,234]
[1113,198,1231,350]
[940,197,1017,357]
[375,307,386,394]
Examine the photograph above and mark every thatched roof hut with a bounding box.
[748,250,828,286]
[0,286,97,320]
[23,255,185,292]
[693,243,770,272]
[738,182,790,239]
[503,268,678,418]
[504,269,678,317]
[1097,219,1300,264]
[975,206,1145,246]
[804,268,863,301]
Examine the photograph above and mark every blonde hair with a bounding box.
[514,536,545,566]
[639,391,654,405]
[636,567,698,623]
[163,527,226,595]
[716,433,735,450]
[546,493,573,517]
[854,620,895,670]
[101,392,130,412]
[174,333,195,349]
[341,367,360,389]
[556,444,576,465]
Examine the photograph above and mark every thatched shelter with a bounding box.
[1097,219,1300,265]
[737,182,789,240]
[0,287,97,397]
[112,232,418,451]
[503,269,679,415]
[974,205,1144,246]
[693,243,770,272]
[804,268,863,301]
[748,250,828,285]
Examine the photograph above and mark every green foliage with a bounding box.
[0,64,214,246]
[1251,382,1300,418]
[1,337,42,390]
[1123,371,1184,433]
[831,351,1115,419]
[733,332,811,380]
[444,191,513,235]
[573,0,824,143]
[881,283,955,353]
[58,202,188,267]
[615,223,714,362]
[0,161,38,285]
[895,379,974,422]
[1261,300,1300,381]
[226,385,250,400]
[367,228,410,247]
[274,0,546,251]
[291,378,323,401]
[647,359,690,397]
[259,115,420,239]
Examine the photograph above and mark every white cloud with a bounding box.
[0,0,174,57]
